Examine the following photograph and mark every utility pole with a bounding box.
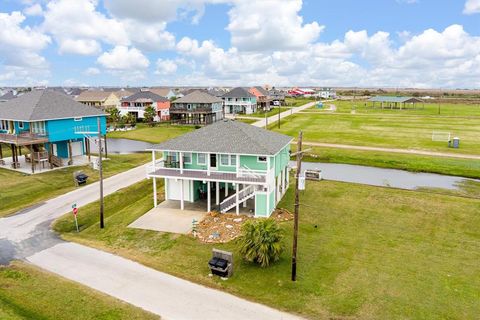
[278,102,281,128]
[291,131,303,281]
[97,117,104,229]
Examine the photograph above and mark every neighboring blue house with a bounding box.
[0,89,106,173]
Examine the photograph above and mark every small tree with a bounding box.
[143,106,156,126]
[123,113,136,127]
[238,219,284,267]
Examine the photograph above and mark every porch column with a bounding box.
[207,182,211,212]
[30,144,34,174]
[236,154,240,177]
[68,140,73,165]
[180,179,184,210]
[86,138,91,162]
[243,183,247,208]
[207,153,211,176]
[215,181,220,205]
[179,152,183,174]
[235,183,239,215]
[225,182,228,197]
[49,144,53,169]
[153,177,157,207]
[0,143,3,160]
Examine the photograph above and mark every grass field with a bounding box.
[285,97,316,107]
[241,106,293,118]
[0,261,158,319]
[295,146,480,179]
[0,153,150,217]
[54,178,480,319]
[271,112,480,155]
[108,123,195,144]
[328,100,480,116]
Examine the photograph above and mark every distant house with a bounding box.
[288,88,316,97]
[120,90,170,120]
[149,88,177,100]
[222,87,257,115]
[319,88,336,99]
[146,119,292,217]
[268,88,286,105]
[0,91,17,103]
[249,86,272,111]
[170,90,224,125]
[75,90,122,110]
[0,90,106,173]
[367,96,424,109]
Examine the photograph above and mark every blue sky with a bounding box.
[0,0,479,88]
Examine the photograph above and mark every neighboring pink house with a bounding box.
[120,90,170,121]
[156,98,171,121]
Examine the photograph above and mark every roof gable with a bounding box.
[122,91,169,103]
[173,90,223,104]
[222,87,256,98]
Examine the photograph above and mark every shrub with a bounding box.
[237,219,284,267]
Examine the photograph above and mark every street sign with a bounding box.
[73,207,78,215]
[72,205,79,232]
[305,169,322,181]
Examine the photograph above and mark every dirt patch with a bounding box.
[194,208,294,243]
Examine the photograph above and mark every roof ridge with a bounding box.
[234,121,271,154]
[29,90,44,121]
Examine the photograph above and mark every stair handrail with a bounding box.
[219,185,257,212]
[237,165,263,179]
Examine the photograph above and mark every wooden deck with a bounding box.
[149,167,267,184]
[0,133,48,146]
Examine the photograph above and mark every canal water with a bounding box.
[292,161,476,191]
[106,138,153,154]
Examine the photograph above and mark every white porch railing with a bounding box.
[219,184,261,213]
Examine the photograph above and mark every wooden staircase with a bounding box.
[50,155,63,168]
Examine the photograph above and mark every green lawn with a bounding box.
[331,100,480,117]
[0,261,158,320]
[235,118,258,124]
[295,145,480,179]
[271,112,480,155]
[285,97,316,107]
[108,123,195,144]
[241,106,293,118]
[54,178,480,319]
[0,153,150,217]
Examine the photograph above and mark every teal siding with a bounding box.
[255,193,268,217]
[274,144,290,177]
[240,155,267,171]
[268,190,275,216]
[46,116,106,143]
[56,141,69,158]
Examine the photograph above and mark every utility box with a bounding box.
[299,175,306,190]
[449,137,460,149]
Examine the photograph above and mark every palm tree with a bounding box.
[237,219,284,267]
[105,106,120,127]
[124,113,136,127]
[143,106,156,126]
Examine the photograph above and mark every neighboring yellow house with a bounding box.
[75,90,132,109]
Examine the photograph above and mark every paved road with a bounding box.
[301,141,480,160]
[252,101,317,127]
[1,163,301,319]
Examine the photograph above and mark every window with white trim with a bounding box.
[183,152,192,164]
[220,154,229,166]
[258,156,267,163]
[18,121,24,129]
[230,155,236,166]
[74,117,83,122]
[0,120,9,131]
[31,121,46,135]
[197,153,206,165]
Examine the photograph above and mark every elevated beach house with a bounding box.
[223,87,257,115]
[0,90,106,173]
[146,120,292,217]
[119,90,170,120]
[170,90,224,125]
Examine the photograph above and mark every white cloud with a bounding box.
[84,67,100,75]
[226,0,323,51]
[0,11,50,68]
[155,58,178,75]
[463,0,480,14]
[97,46,150,70]
[59,39,101,55]
[24,3,43,16]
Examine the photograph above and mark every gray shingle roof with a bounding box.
[0,90,106,121]
[121,91,169,103]
[368,96,423,103]
[173,90,223,104]
[222,87,256,98]
[150,119,292,155]
[254,86,269,96]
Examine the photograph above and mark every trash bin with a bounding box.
[73,171,89,186]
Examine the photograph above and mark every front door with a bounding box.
[210,154,217,170]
